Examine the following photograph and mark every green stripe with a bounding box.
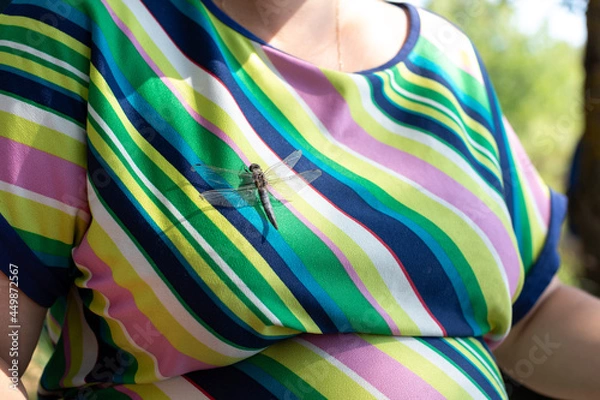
[0,26,89,76]
[247,354,327,400]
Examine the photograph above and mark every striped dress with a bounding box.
[0,0,567,398]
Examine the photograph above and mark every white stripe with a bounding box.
[0,93,86,143]
[295,338,389,400]
[384,68,502,173]
[86,184,260,361]
[398,337,488,399]
[88,106,284,327]
[0,180,89,220]
[0,40,90,82]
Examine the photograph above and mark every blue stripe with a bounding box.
[0,66,87,124]
[0,212,71,307]
[185,365,281,398]
[512,190,566,324]
[235,361,299,400]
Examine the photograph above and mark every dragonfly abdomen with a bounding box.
[258,188,278,230]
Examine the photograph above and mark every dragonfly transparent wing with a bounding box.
[193,163,253,187]
[262,150,303,180]
[266,169,322,202]
[200,186,258,208]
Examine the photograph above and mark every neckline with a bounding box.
[199,0,421,75]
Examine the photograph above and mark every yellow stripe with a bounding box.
[467,337,505,383]
[0,111,86,167]
[104,0,182,80]
[0,14,90,57]
[262,340,378,399]
[0,190,77,244]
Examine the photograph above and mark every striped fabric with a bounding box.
[0,0,566,398]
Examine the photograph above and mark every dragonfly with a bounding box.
[193,150,322,230]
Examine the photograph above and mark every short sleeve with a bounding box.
[479,62,568,326]
[0,0,91,307]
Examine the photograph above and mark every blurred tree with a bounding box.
[569,0,600,295]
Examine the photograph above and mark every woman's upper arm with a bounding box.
[0,271,47,375]
[493,276,561,359]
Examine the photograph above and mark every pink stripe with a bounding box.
[268,49,522,295]
[504,118,550,225]
[304,334,445,399]
[0,137,88,210]
[287,206,401,335]
[72,236,216,377]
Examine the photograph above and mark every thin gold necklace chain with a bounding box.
[219,0,344,72]
[335,0,344,71]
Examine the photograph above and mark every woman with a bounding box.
[0,0,599,398]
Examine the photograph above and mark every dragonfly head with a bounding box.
[248,163,262,173]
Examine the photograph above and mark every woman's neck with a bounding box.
[215,0,409,73]
[218,0,338,45]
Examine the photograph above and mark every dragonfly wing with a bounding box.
[193,163,252,188]
[263,150,303,179]
[200,186,258,208]
[267,169,322,202]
